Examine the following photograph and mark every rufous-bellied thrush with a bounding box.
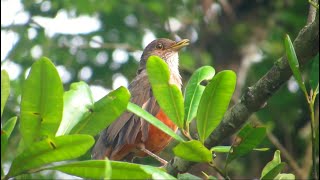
[92,38,189,164]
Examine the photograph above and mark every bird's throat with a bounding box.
[166,52,182,88]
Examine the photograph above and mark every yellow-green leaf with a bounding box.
[70,86,130,136]
[1,70,10,117]
[20,57,64,146]
[173,140,212,162]
[7,134,94,178]
[146,55,185,129]
[197,70,236,143]
[284,34,307,95]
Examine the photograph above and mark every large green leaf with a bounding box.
[146,55,185,129]
[173,140,212,162]
[227,124,266,164]
[261,163,286,180]
[1,70,10,117]
[140,165,176,179]
[56,81,94,136]
[197,70,236,143]
[184,66,215,125]
[127,102,184,142]
[284,34,307,95]
[260,150,288,180]
[1,116,17,157]
[45,160,174,179]
[7,134,94,177]
[70,86,130,136]
[109,161,149,179]
[44,160,111,179]
[20,57,64,146]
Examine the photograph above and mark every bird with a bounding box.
[92,38,189,164]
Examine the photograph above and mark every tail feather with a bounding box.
[92,131,111,160]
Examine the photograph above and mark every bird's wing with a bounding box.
[92,70,159,159]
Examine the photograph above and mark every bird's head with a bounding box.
[139,38,189,73]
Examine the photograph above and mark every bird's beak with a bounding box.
[168,39,190,51]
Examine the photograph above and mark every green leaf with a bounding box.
[197,70,236,143]
[20,57,64,146]
[1,70,10,117]
[1,116,18,158]
[173,140,212,162]
[227,124,266,164]
[284,34,307,95]
[310,57,319,92]
[7,134,94,177]
[146,55,185,129]
[210,146,231,153]
[56,81,94,136]
[178,173,202,180]
[127,102,184,142]
[48,161,172,179]
[184,66,215,124]
[44,160,110,179]
[140,165,176,179]
[261,150,282,178]
[261,163,286,180]
[275,173,295,180]
[70,86,130,136]
[109,161,150,179]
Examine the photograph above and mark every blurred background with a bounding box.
[1,0,319,179]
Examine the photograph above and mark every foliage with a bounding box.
[1,58,173,179]
[285,34,319,179]
[260,150,295,180]
[1,55,280,179]
[1,0,318,179]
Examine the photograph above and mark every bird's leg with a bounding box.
[137,144,168,166]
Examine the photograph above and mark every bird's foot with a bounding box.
[137,144,168,166]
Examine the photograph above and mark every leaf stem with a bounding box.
[208,162,230,180]
[182,129,193,141]
[308,90,318,180]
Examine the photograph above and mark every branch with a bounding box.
[308,0,319,24]
[166,14,319,175]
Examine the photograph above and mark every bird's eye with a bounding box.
[156,43,163,49]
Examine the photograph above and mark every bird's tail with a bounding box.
[91,131,111,160]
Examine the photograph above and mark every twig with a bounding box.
[166,13,319,176]
[307,86,318,180]
[308,0,318,24]
[208,162,230,180]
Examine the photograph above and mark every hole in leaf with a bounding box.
[49,141,57,149]
[200,80,209,86]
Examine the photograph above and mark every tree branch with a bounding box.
[166,14,319,176]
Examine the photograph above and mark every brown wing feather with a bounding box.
[92,70,159,160]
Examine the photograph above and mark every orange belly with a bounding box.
[110,110,177,160]
[142,109,178,154]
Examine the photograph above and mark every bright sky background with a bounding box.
[0,1,159,177]
[1,0,162,102]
